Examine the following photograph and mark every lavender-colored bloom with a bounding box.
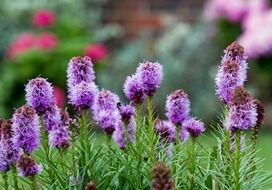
[183,118,205,138]
[67,56,95,88]
[112,121,125,149]
[215,60,245,103]
[128,117,136,143]
[43,105,61,131]
[0,120,19,172]
[48,125,71,149]
[165,90,191,125]
[93,89,120,114]
[18,154,42,177]
[225,86,257,131]
[95,110,120,135]
[123,74,146,104]
[68,82,98,110]
[179,127,190,142]
[25,77,54,113]
[136,61,163,96]
[12,105,40,154]
[118,104,135,123]
[155,120,176,143]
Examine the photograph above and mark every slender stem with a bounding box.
[147,96,155,163]
[135,105,143,188]
[189,137,196,189]
[234,130,241,190]
[12,166,19,190]
[224,130,231,181]
[2,172,9,190]
[30,176,39,190]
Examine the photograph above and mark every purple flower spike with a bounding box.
[43,105,61,132]
[49,125,71,149]
[118,104,135,123]
[155,120,176,143]
[225,86,257,131]
[166,90,191,125]
[18,154,42,177]
[136,61,163,96]
[12,105,40,154]
[25,77,54,113]
[179,127,190,142]
[215,60,245,104]
[95,110,120,135]
[112,121,126,150]
[128,117,136,143]
[68,82,98,111]
[93,89,120,113]
[123,74,146,104]
[183,118,205,138]
[0,120,19,172]
[67,56,95,88]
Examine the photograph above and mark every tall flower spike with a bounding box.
[136,61,163,96]
[123,74,146,104]
[43,105,61,132]
[12,105,40,153]
[93,89,120,113]
[0,120,19,172]
[67,56,95,88]
[215,60,245,104]
[254,99,265,126]
[166,89,191,125]
[118,104,135,123]
[151,161,174,190]
[225,86,257,131]
[112,121,126,149]
[94,110,120,135]
[155,120,176,143]
[182,118,205,138]
[128,117,136,143]
[68,82,98,111]
[48,124,71,149]
[18,154,42,177]
[25,77,54,113]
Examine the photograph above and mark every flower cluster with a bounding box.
[151,161,174,190]
[18,154,42,177]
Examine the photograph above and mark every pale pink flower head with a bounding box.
[37,33,58,50]
[32,9,55,28]
[84,43,108,62]
[53,86,66,108]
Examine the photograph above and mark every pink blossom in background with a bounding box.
[37,33,58,50]
[84,43,108,62]
[53,86,66,108]
[6,33,36,59]
[32,9,55,28]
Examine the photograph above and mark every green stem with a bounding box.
[147,96,155,163]
[234,130,241,190]
[30,176,39,190]
[12,166,19,190]
[224,130,231,180]
[189,137,196,189]
[135,105,143,188]
[2,172,9,190]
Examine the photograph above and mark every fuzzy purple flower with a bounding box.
[155,120,176,143]
[179,127,190,142]
[183,118,205,138]
[94,110,120,135]
[67,56,95,88]
[0,120,19,172]
[12,105,40,154]
[25,77,54,113]
[123,74,146,104]
[93,89,120,113]
[215,60,245,104]
[48,125,71,149]
[112,121,126,149]
[43,105,61,131]
[225,86,257,131]
[136,61,163,96]
[165,89,191,125]
[68,82,98,111]
[118,104,135,123]
[18,154,42,177]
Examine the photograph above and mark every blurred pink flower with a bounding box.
[84,43,108,62]
[53,86,66,108]
[32,9,55,28]
[36,33,58,50]
[6,33,36,59]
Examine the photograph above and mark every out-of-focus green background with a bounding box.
[0,0,271,176]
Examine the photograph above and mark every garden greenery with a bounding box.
[0,42,271,190]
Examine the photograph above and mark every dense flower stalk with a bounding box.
[48,124,71,149]
[112,121,126,149]
[12,105,40,153]
[182,118,205,138]
[225,86,257,131]
[118,104,135,123]
[124,74,146,104]
[166,89,191,125]
[128,117,136,143]
[155,120,176,143]
[151,161,174,190]
[18,154,42,177]
[93,90,120,113]
[0,120,18,172]
[94,110,120,135]
[25,77,55,113]
[136,61,163,96]
[42,105,61,131]
[85,181,97,190]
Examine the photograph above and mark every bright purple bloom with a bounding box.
[225,86,257,131]
[155,120,176,143]
[94,110,120,135]
[215,60,245,104]
[118,104,135,123]
[48,125,71,149]
[0,120,19,172]
[18,154,42,177]
[67,56,95,88]
[136,61,163,96]
[68,82,98,111]
[12,105,40,154]
[112,121,126,149]
[93,89,120,113]
[123,74,146,104]
[25,77,55,113]
[182,118,205,138]
[43,105,61,131]
[165,89,191,125]
[179,127,190,142]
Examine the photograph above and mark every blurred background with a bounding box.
[0,0,272,169]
